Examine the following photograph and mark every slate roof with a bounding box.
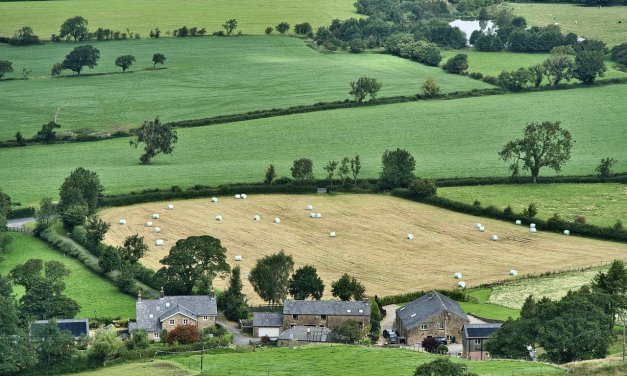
[253,312,283,327]
[283,300,370,316]
[32,319,89,338]
[463,323,502,339]
[278,326,331,342]
[160,304,198,322]
[133,296,217,333]
[396,291,469,330]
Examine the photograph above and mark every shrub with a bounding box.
[547,213,566,229]
[408,178,437,198]
[614,220,624,233]
[437,344,449,353]
[443,54,468,74]
[596,157,617,177]
[167,324,200,344]
[521,203,538,219]
[473,199,481,207]
[265,27,273,34]
[503,205,514,215]
[421,77,440,97]
[574,215,586,224]
[61,203,89,229]
[422,337,438,353]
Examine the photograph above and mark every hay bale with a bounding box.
[454,272,462,279]
[309,213,316,218]
[407,233,414,240]
[509,269,518,276]
[152,213,160,219]
[153,227,161,233]
[119,219,126,225]
[457,281,466,288]
[274,217,281,224]
[215,215,223,221]
[167,204,174,210]
[329,231,336,237]
[146,221,153,227]
[315,213,322,218]
[253,215,261,221]
[241,194,247,199]
[155,239,164,246]
[234,194,241,199]
[515,220,522,225]
[529,227,537,233]
[234,255,242,261]
[479,226,485,232]
[211,197,218,203]
[474,223,482,229]
[563,230,570,235]
[530,223,536,228]
[306,205,313,210]
[491,234,498,241]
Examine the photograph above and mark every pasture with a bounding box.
[1,84,626,206]
[506,3,627,47]
[0,0,359,39]
[70,360,190,376]
[99,194,627,305]
[439,183,626,227]
[0,36,492,139]
[0,233,136,319]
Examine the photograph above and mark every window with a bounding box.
[420,324,427,331]
[292,314,299,320]
[169,319,175,325]
[321,315,327,320]
[437,322,444,330]
[153,333,159,338]
[474,339,482,345]
[183,319,188,325]
[203,316,208,320]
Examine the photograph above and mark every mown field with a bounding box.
[0,233,136,319]
[0,0,359,39]
[167,345,563,375]
[441,50,627,78]
[1,84,625,206]
[439,183,626,227]
[100,194,627,305]
[506,3,627,46]
[69,360,190,376]
[0,36,492,139]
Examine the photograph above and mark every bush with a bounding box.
[574,215,586,224]
[422,337,438,353]
[421,77,441,97]
[437,344,449,353]
[167,324,200,344]
[521,203,538,219]
[443,54,468,74]
[379,289,470,306]
[503,205,514,215]
[70,225,89,247]
[61,203,89,229]
[408,178,437,198]
[7,206,36,219]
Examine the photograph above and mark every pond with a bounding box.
[449,19,496,45]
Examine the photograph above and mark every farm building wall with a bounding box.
[282,314,370,332]
[397,311,468,345]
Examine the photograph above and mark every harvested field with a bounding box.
[100,194,627,303]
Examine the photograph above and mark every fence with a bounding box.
[5,226,33,234]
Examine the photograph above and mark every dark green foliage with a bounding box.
[35,121,61,143]
[421,77,440,97]
[265,26,273,34]
[126,329,149,350]
[51,62,64,77]
[521,203,538,219]
[547,213,566,229]
[114,54,135,72]
[59,167,102,215]
[443,54,468,74]
[498,68,533,91]
[59,16,88,41]
[264,164,277,184]
[426,24,466,49]
[15,131,26,146]
[61,203,89,228]
[248,250,294,307]
[528,64,545,88]
[119,234,149,264]
[62,45,100,75]
[379,148,416,189]
[543,54,574,86]
[331,319,363,343]
[499,121,572,183]
[130,116,178,164]
[222,19,238,35]
[408,178,437,198]
[33,321,76,367]
[610,43,627,67]
[596,157,617,177]
[152,53,166,68]
[338,157,350,185]
[573,50,606,84]
[414,357,478,376]
[156,235,230,295]
[294,22,312,35]
[217,266,248,321]
[350,155,361,183]
[591,260,627,327]
[323,161,338,186]
[89,328,124,364]
[349,76,382,102]
[99,246,122,273]
[10,26,40,46]
[290,158,314,182]
[0,60,13,80]
[34,197,56,235]
[275,22,290,34]
[84,215,110,251]
[288,265,325,300]
[331,273,365,301]
[475,33,504,52]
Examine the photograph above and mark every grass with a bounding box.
[167,345,563,375]
[0,232,136,319]
[505,3,627,47]
[438,183,626,228]
[0,0,359,40]
[441,49,627,78]
[0,36,492,139]
[1,84,626,206]
[461,288,520,321]
[99,194,627,305]
[70,360,191,376]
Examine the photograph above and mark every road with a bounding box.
[217,317,256,346]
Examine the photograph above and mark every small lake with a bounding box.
[449,19,496,44]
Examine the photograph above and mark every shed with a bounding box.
[253,312,284,338]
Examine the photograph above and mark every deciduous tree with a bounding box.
[264,164,277,184]
[290,158,314,182]
[119,234,149,264]
[59,16,88,41]
[84,215,110,250]
[130,116,178,164]
[248,250,294,307]
[222,19,238,35]
[275,22,290,34]
[152,53,166,68]
[443,53,468,74]
[323,161,338,186]
[62,45,100,75]
[331,273,365,301]
[350,154,361,184]
[217,265,248,321]
[349,76,382,102]
[379,148,416,189]
[573,50,606,84]
[0,60,13,80]
[414,358,478,376]
[288,265,325,300]
[596,157,617,177]
[114,54,136,72]
[59,167,102,214]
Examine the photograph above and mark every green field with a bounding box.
[0,36,492,139]
[166,345,562,375]
[441,50,627,78]
[1,84,626,206]
[506,3,627,47]
[0,233,136,319]
[439,183,626,227]
[0,0,359,40]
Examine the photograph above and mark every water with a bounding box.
[449,19,496,44]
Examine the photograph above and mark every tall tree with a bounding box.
[592,260,627,327]
[0,278,37,375]
[130,116,178,164]
[290,158,314,182]
[350,154,361,183]
[572,50,606,84]
[62,45,100,75]
[114,54,136,72]
[323,161,338,186]
[349,76,382,102]
[264,164,276,184]
[379,148,416,189]
[59,167,102,214]
[217,265,248,321]
[59,16,89,41]
[34,197,57,235]
[33,321,76,367]
[543,54,574,86]
[119,234,149,264]
[84,215,110,250]
[288,265,325,300]
[248,250,294,307]
[499,121,573,183]
[156,235,230,295]
[331,273,366,301]
[0,60,13,80]
[338,157,350,185]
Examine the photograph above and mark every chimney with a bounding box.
[160,286,165,299]
[137,290,142,302]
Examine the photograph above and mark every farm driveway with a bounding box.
[379,304,399,345]
[217,317,254,346]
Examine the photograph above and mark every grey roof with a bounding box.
[464,323,502,339]
[32,319,89,338]
[133,296,217,333]
[160,304,198,322]
[396,291,469,330]
[253,312,283,327]
[283,300,371,316]
[278,326,331,342]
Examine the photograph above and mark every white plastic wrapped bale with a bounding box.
[241,194,247,199]
[315,213,322,218]
[215,215,223,221]
[407,233,414,240]
[152,213,160,219]
[474,223,482,229]
[329,232,336,237]
[515,220,522,225]
[119,219,126,225]
[253,215,261,221]
[167,204,174,210]
[155,239,164,246]
[564,230,570,235]
[309,213,316,218]
[491,235,498,241]
[234,194,241,199]
[457,281,466,288]
[274,217,281,224]
[211,197,218,203]
[234,255,242,261]
[479,226,485,232]
[509,269,518,276]
[146,221,153,227]
[529,227,537,233]
[306,205,313,210]
[530,223,536,228]
[153,227,161,233]
[454,272,462,279]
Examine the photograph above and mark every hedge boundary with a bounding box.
[7,206,36,219]
[378,289,473,306]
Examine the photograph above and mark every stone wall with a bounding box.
[282,314,370,332]
[397,312,468,345]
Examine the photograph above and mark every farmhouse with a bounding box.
[462,323,502,360]
[394,291,469,345]
[128,289,217,340]
[282,300,371,332]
